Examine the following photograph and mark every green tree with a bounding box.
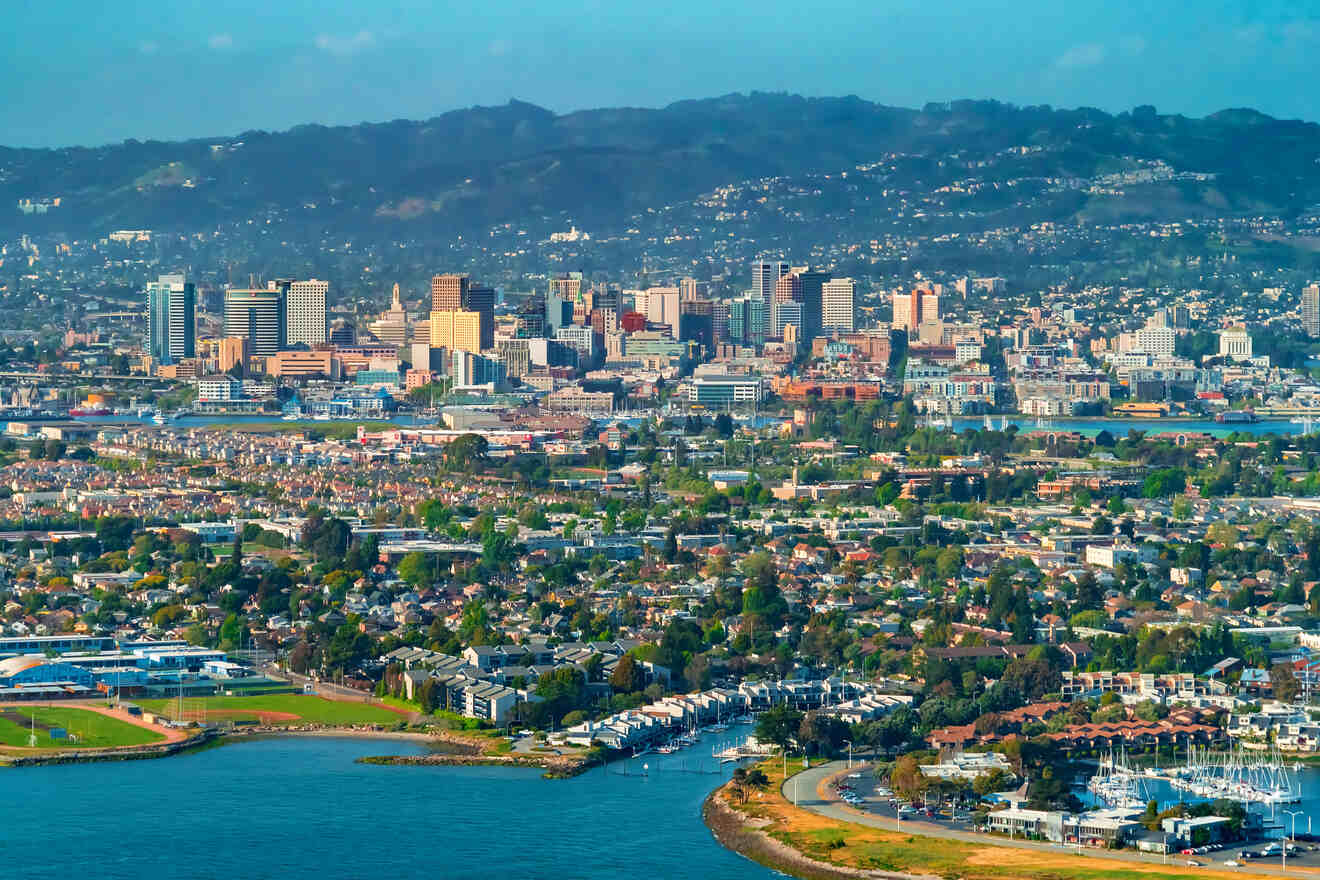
[444,434,489,473]
[755,704,804,751]
[610,654,646,693]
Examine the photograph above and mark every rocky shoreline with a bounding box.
[702,783,931,880]
[0,729,219,767]
[356,750,592,778]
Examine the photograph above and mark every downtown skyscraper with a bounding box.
[146,274,196,365]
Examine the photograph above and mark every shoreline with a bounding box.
[0,721,595,777]
[702,784,922,880]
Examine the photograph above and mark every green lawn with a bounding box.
[0,707,165,749]
[133,694,403,726]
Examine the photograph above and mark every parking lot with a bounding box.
[820,766,1320,874]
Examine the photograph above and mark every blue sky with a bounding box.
[4,0,1319,147]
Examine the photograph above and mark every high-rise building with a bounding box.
[146,273,195,365]
[728,297,769,346]
[285,279,328,347]
[796,269,830,344]
[822,278,856,333]
[752,261,789,301]
[217,337,249,374]
[431,273,469,312]
[368,284,407,348]
[679,278,708,301]
[772,300,802,339]
[224,284,286,356]
[637,286,680,329]
[892,288,933,334]
[466,283,495,350]
[773,272,802,305]
[548,273,583,303]
[1304,285,1320,338]
[430,274,493,350]
[429,310,484,353]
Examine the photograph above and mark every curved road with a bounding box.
[783,761,1298,877]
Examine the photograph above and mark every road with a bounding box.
[783,761,1315,877]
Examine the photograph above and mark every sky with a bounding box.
[4,0,1319,148]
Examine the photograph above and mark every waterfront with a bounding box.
[0,735,775,880]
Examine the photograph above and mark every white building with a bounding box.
[196,376,243,402]
[1135,326,1176,358]
[285,279,328,347]
[1218,327,1252,361]
[821,278,856,332]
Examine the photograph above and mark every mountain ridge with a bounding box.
[4,93,1319,239]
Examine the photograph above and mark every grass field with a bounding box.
[723,759,1238,880]
[0,707,165,749]
[133,694,404,726]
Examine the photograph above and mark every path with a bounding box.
[783,761,1314,878]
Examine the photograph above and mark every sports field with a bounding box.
[0,706,166,749]
[133,694,404,726]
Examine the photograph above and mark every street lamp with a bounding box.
[1283,809,1302,844]
[844,739,853,770]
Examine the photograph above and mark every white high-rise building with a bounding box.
[752,261,789,301]
[1135,325,1176,358]
[1304,284,1320,338]
[285,279,328,347]
[822,278,855,332]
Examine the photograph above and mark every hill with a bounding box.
[3,93,1320,238]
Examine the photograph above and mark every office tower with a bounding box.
[431,273,468,311]
[285,279,328,347]
[796,269,830,344]
[822,278,856,333]
[773,272,802,305]
[638,286,680,328]
[679,278,708,301]
[429,310,483,353]
[217,336,248,374]
[752,261,789,301]
[495,339,532,377]
[679,300,715,353]
[517,292,548,338]
[892,289,931,334]
[1305,285,1320,338]
[548,272,583,302]
[712,301,729,342]
[466,283,495,350]
[920,291,940,325]
[431,273,493,350]
[728,300,747,343]
[224,284,286,356]
[146,273,195,365]
[744,297,768,346]
[328,319,356,346]
[772,300,802,339]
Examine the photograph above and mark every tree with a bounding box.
[610,654,646,693]
[444,434,489,473]
[973,767,1010,796]
[1271,662,1301,703]
[755,704,804,751]
[797,711,850,756]
[396,551,435,587]
[288,640,312,674]
[729,766,770,804]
